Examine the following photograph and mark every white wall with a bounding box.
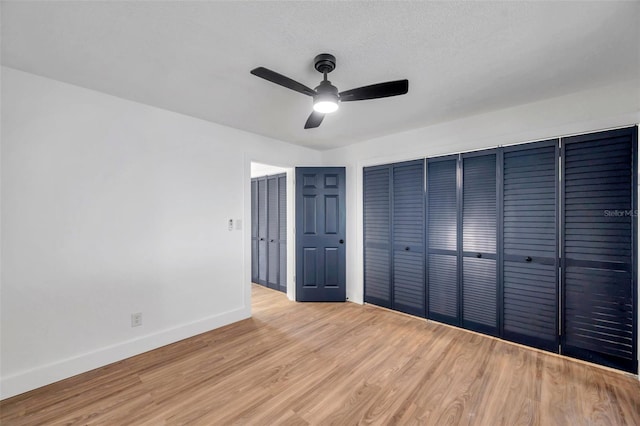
[0,67,322,399]
[321,79,640,305]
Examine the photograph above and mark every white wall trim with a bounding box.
[0,306,249,400]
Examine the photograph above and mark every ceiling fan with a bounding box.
[250,53,409,129]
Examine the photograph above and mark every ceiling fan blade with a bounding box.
[251,67,316,96]
[304,111,325,129]
[339,79,408,102]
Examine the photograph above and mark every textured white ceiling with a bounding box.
[2,1,639,150]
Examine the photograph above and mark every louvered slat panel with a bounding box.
[463,155,496,253]
[504,262,556,345]
[502,142,558,351]
[251,179,259,282]
[463,258,497,330]
[258,178,268,285]
[268,177,279,239]
[428,160,457,251]
[462,153,497,334]
[251,179,258,238]
[393,162,424,246]
[279,244,286,292]
[364,166,391,308]
[565,268,633,359]
[394,251,424,315]
[365,248,390,303]
[267,177,279,289]
[278,175,286,240]
[364,168,390,244]
[562,127,636,373]
[428,254,457,321]
[393,161,425,317]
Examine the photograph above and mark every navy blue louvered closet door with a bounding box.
[392,160,425,317]
[267,176,280,290]
[363,166,392,308]
[562,127,638,373]
[257,178,268,286]
[251,179,259,283]
[427,157,459,325]
[278,175,287,292]
[502,141,559,351]
[251,174,286,292]
[462,151,498,335]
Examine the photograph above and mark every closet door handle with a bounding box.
[405,246,410,251]
[525,256,532,262]
[260,238,265,241]
[476,253,482,258]
[339,239,344,244]
[270,239,275,243]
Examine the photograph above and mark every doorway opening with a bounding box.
[250,162,294,304]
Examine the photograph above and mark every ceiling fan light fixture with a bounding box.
[250,53,409,129]
[313,80,340,114]
[313,96,339,114]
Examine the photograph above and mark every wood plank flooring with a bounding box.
[2,284,639,425]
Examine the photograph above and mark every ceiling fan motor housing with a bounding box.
[314,53,336,74]
[315,80,338,96]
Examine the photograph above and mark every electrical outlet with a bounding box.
[131,312,142,327]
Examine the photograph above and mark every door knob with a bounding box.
[405,246,410,251]
[339,239,344,244]
[525,256,532,262]
[476,253,482,258]
[270,239,275,243]
[260,238,265,241]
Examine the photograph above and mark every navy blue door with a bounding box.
[392,160,425,317]
[502,140,559,351]
[363,166,391,308]
[462,151,498,335]
[251,179,259,283]
[561,127,637,373]
[267,176,280,290]
[257,178,268,286]
[427,156,459,325]
[278,175,287,293]
[296,167,346,302]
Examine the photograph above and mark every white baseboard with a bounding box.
[0,306,250,400]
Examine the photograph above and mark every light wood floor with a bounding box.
[2,284,639,425]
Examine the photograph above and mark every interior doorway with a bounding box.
[250,162,294,302]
